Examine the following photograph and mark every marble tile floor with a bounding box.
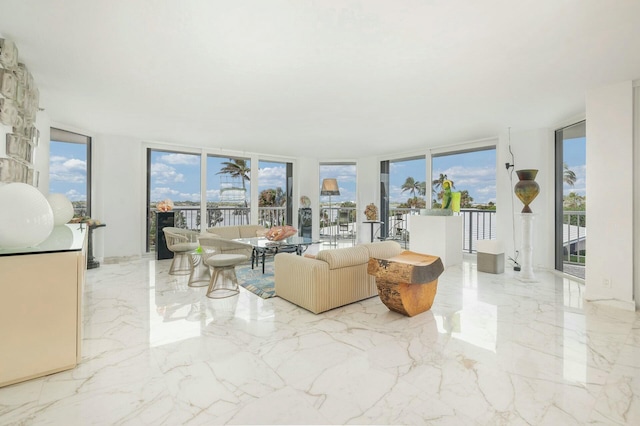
[1,255,640,425]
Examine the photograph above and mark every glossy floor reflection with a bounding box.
[1,255,639,425]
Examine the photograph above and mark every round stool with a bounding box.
[188,252,210,287]
[204,254,247,299]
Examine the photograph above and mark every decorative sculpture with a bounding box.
[364,203,378,220]
[514,169,540,213]
[265,225,297,241]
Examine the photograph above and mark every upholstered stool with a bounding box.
[477,240,505,274]
[204,254,247,298]
[188,251,210,287]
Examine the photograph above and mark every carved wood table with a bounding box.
[367,250,444,317]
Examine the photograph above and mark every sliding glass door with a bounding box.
[555,121,586,278]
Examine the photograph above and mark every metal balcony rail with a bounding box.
[563,210,586,266]
[148,205,500,256]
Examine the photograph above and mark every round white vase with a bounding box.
[47,193,75,226]
[0,183,54,249]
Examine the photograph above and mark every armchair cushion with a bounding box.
[315,245,369,270]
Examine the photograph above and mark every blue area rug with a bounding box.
[236,260,276,299]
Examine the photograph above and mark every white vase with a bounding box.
[47,193,75,225]
[0,183,54,249]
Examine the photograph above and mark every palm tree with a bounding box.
[432,173,454,194]
[563,162,576,187]
[401,177,421,198]
[217,158,251,191]
[432,173,455,201]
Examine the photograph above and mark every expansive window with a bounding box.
[49,128,91,217]
[258,160,291,227]
[555,121,586,278]
[380,157,426,244]
[319,163,356,243]
[431,148,496,209]
[146,149,201,251]
[207,156,251,228]
[432,147,497,252]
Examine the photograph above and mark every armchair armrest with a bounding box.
[274,253,329,314]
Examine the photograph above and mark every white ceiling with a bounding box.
[1,0,640,159]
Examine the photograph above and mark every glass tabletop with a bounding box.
[234,236,319,249]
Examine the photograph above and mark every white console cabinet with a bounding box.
[0,224,87,387]
[409,215,463,268]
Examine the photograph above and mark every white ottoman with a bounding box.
[476,240,504,274]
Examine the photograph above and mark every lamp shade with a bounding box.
[320,178,340,196]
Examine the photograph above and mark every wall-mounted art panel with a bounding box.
[0,157,29,183]
[0,68,17,99]
[0,38,40,186]
[0,38,18,68]
[0,98,21,127]
[6,133,34,165]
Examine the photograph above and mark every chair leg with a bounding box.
[188,254,210,287]
[169,252,193,275]
[206,266,240,299]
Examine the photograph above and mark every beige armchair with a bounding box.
[198,234,254,260]
[162,227,199,275]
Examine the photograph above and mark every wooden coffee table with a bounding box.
[368,250,444,317]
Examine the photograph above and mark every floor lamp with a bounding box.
[321,178,340,246]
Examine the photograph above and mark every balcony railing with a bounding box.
[166,206,287,230]
[563,210,586,265]
[149,205,499,256]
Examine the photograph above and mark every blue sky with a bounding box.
[49,141,87,201]
[148,152,289,203]
[51,141,586,205]
[563,137,586,196]
[432,150,497,205]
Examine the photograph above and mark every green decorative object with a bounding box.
[514,169,540,213]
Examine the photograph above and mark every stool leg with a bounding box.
[169,252,193,275]
[206,266,240,299]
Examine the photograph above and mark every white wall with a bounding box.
[496,128,553,270]
[585,81,634,309]
[92,134,143,261]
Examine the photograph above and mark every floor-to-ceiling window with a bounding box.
[319,163,356,244]
[49,128,91,217]
[380,156,426,245]
[555,121,586,278]
[206,156,251,228]
[258,160,291,227]
[146,149,201,252]
[432,147,497,252]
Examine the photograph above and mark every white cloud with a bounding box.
[150,186,180,201]
[160,153,200,165]
[151,163,185,184]
[177,192,201,202]
[206,189,221,201]
[49,156,86,184]
[64,189,85,201]
[258,166,286,189]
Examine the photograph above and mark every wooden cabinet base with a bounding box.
[375,279,439,317]
[368,250,444,317]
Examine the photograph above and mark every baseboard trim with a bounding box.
[103,255,142,264]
